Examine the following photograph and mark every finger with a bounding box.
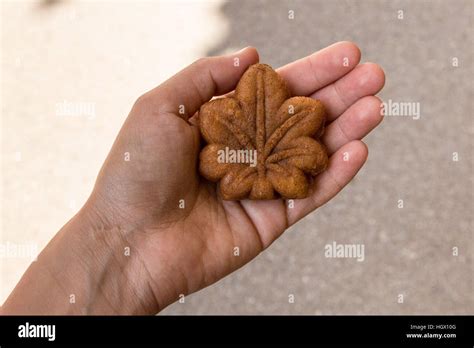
[136,47,259,119]
[239,199,288,249]
[277,41,361,96]
[322,96,383,155]
[287,140,368,225]
[311,62,385,121]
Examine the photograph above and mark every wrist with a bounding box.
[2,202,160,315]
[55,203,163,314]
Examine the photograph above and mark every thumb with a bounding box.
[138,47,259,120]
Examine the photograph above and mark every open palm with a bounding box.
[88,42,385,313]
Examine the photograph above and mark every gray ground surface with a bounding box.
[2,0,472,314]
[163,0,473,314]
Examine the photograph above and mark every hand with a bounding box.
[1,42,384,314]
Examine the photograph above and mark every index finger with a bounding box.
[277,41,361,96]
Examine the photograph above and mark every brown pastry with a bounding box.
[198,63,328,200]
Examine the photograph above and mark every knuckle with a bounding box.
[193,57,214,69]
[134,93,152,109]
[131,92,158,116]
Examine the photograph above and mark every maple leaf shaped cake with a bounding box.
[199,63,328,200]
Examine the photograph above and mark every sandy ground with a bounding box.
[1,0,472,314]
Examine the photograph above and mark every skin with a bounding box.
[1,42,385,314]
